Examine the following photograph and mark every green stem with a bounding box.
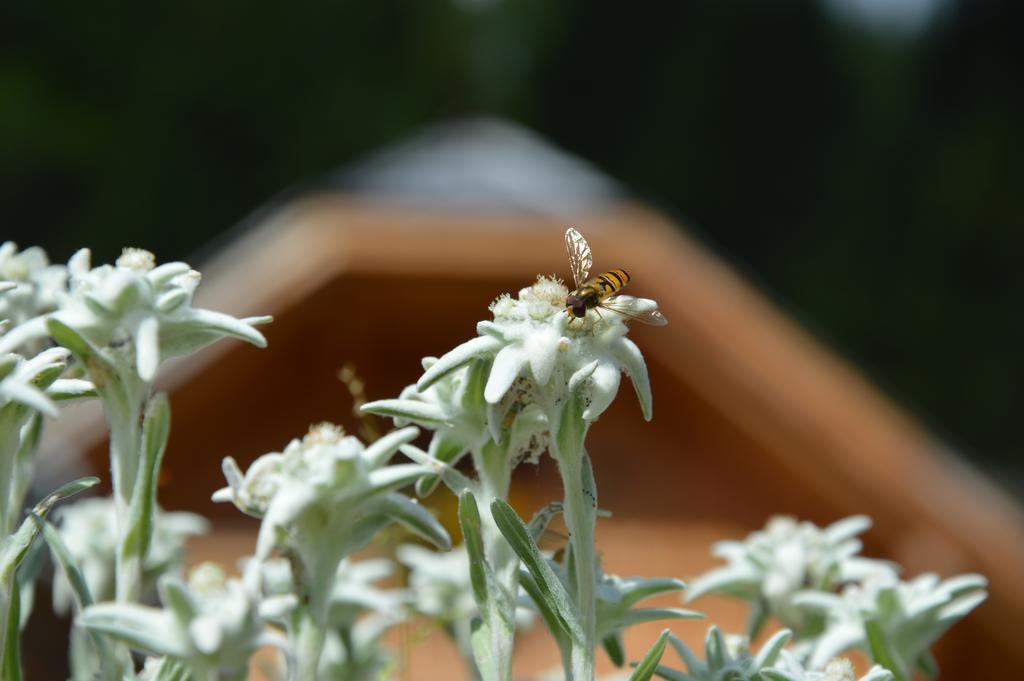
[477,440,516,588]
[94,365,149,677]
[558,454,596,681]
[0,405,34,537]
[291,542,344,681]
[0,430,20,538]
[102,374,146,515]
[97,368,148,604]
[552,392,595,681]
[294,609,327,681]
[471,440,518,681]
[6,415,41,538]
[110,414,142,604]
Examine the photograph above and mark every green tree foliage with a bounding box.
[1,0,1021,486]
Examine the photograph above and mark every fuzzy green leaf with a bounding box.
[2,575,22,681]
[122,393,170,580]
[603,631,626,667]
[399,444,476,495]
[619,577,686,609]
[760,671,799,681]
[459,492,505,681]
[0,477,99,585]
[490,499,583,644]
[415,434,467,497]
[361,399,450,427]
[361,426,420,468]
[629,628,671,681]
[615,608,704,628]
[45,319,105,367]
[379,493,450,550]
[79,603,186,658]
[915,650,939,680]
[417,336,503,392]
[519,569,570,655]
[34,516,120,679]
[751,629,792,670]
[865,618,907,681]
[459,492,491,610]
[35,516,95,610]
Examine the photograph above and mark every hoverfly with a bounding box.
[563,227,668,326]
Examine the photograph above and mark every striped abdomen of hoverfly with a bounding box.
[565,268,631,318]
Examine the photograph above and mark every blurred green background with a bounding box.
[2,0,1021,492]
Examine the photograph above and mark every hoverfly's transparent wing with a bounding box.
[603,296,669,326]
[565,227,593,289]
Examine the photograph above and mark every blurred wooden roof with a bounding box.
[37,120,1024,678]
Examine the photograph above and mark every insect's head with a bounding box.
[565,294,587,319]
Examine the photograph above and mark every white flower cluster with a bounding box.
[793,570,987,674]
[687,515,987,679]
[256,556,408,624]
[0,347,71,420]
[214,423,448,564]
[0,247,268,382]
[80,562,279,681]
[686,516,892,635]
[0,347,83,536]
[364,275,657,478]
[447,275,654,424]
[51,496,209,615]
[397,543,476,624]
[0,242,67,354]
[764,652,893,681]
[253,556,409,681]
[213,420,449,679]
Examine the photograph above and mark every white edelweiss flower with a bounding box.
[329,557,408,623]
[214,423,450,613]
[421,275,655,423]
[397,543,476,623]
[254,555,408,625]
[51,496,209,615]
[792,569,987,675]
[0,242,67,354]
[0,247,269,382]
[0,347,72,419]
[763,650,893,681]
[369,276,658,475]
[248,555,407,681]
[213,450,286,518]
[80,562,282,681]
[686,515,896,637]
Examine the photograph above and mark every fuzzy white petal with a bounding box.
[0,315,50,355]
[582,359,620,421]
[485,345,526,404]
[418,335,502,392]
[189,614,224,654]
[525,326,561,386]
[569,360,599,392]
[809,623,864,670]
[2,381,58,417]
[136,315,160,381]
[611,336,652,421]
